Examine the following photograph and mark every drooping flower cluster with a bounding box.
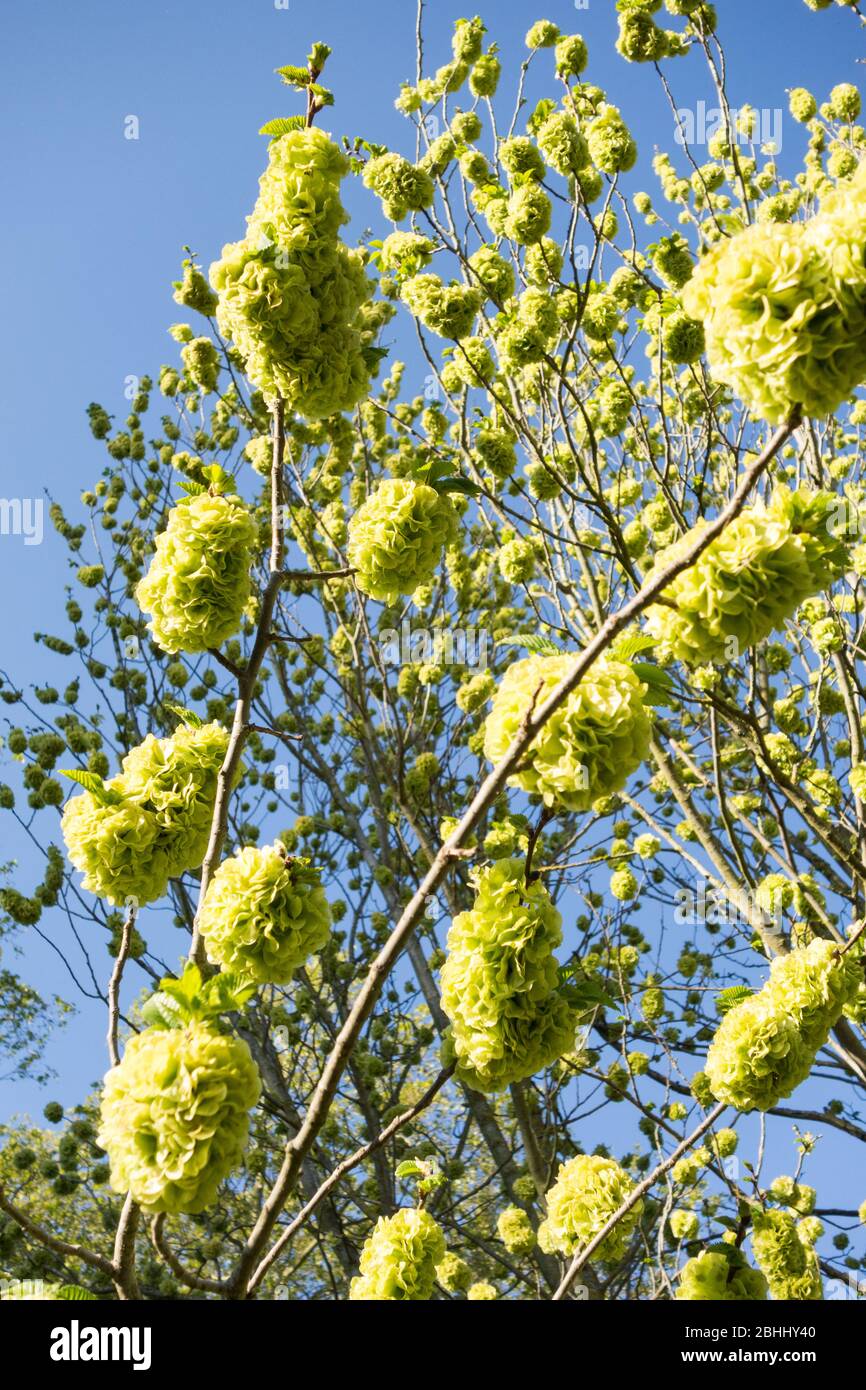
[483,653,652,811]
[684,165,866,422]
[705,939,862,1111]
[197,843,331,984]
[497,1206,536,1256]
[349,1208,446,1300]
[440,857,575,1093]
[538,1155,643,1263]
[61,722,230,905]
[750,1209,823,1300]
[645,488,849,665]
[676,1248,768,1301]
[97,1022,261,1214]
[210,127,376,418]
[136,490,257,654]
[347,477,458,602]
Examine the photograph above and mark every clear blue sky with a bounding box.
[0,0,862,1247]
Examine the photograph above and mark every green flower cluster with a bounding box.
[684,169,866,421]
[136,490,256,654]
[645,488,849,665]
[497,1206,536,1255]
[676,1248,768,1301]
[400,274,482,339]
[349,1208,446,1300]
[539,1155,643,1263]
[210,128,375,419]
[440,857,575,1093]
[705,939,862,1111]
[347,477,458,602]
[97,1022,261,1214]
[363,153,435,221]
[198,843,331,984]
[61,722,230,905]
[750,1209,823,1300]
[483,652,652,811]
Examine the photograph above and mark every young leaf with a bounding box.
[497,633,562,656]
[632,662,676,707]
[431,476,482,499]
[395,1159,422,1179]
[59,769,124,806]
[140,989,187,1031]
[611,632,656,661]
[165,703,203,729]
[716,985,753,1017]
[276,64,311,87]
[259,116,306,138]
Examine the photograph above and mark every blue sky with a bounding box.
[0,0,863,1246]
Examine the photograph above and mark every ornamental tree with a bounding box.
[4,4,866,1303]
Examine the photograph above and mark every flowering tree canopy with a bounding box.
[5,1,866,1308]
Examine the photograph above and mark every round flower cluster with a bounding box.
[436,1251,472,1293]
[537,112,588,177]
[400,274,482,339]
[136,490,257,654]
[497,1206,536,1256]
[468,244,515,304]
[197,843,331,985]
[483,652,652,812]
[349,1208,446,1300]
[645,487,849,665]
[440,857,575,1093]
[363,153,435,221]
[684,169,866,421]
[62,722,230,905]
[676,1248,768,1301]
[750,1209,823,1300]
[347,477,458,602]
[210,128,375,419]
[669,1209,700,1242]
[97,1022,261,1214]
[539,1155,642,1263]
[704,939,862,1111]
[586,105,637,175]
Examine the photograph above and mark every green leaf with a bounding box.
[54,1285,98,1302]
[395,1160,422,1179]
[175,479,206,497]
[276,64,311,87]
[716,985,752,1017]
[611,632,656,661]
[59,769,124,806]
[310,84,334,107]
[431,477,482,499]
[165,703,203,729]
[259,116,306,138]
[632,662,676,707]
[497,633,562,656]
[140,990,187,1031]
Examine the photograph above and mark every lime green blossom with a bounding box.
[347,478,458,602]
[350,1209,446,1300]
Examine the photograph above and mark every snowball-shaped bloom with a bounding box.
[347,477,458,602]
[468,244,516,303]
[62,722,230,905]
[670,1209,700,1241]
[362,152,435,221]
[683,217,866,423]
[705,939,862,1111]
[379,231,435,277]
[467,1281,498,1299]
[751,1209,823,1300]
[60,789,170,907]
[97,1022,261,1214]
[645,487,849,665]
[401,274,482,339]
[497,1206,536,1255]
[537,111,588,176]
[210,129,375,419]
[436,1251,473,1293]
[136,491,256,654]
[349,1209,446,1300]
[505,183,552,244]
[118,721,232,880]
[440,857,576,1092]
[676,1249,768,1301]
[483,652,652,811]
[543,1155,642,1263]
[586,106,637,174]
[198,843,331,984]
